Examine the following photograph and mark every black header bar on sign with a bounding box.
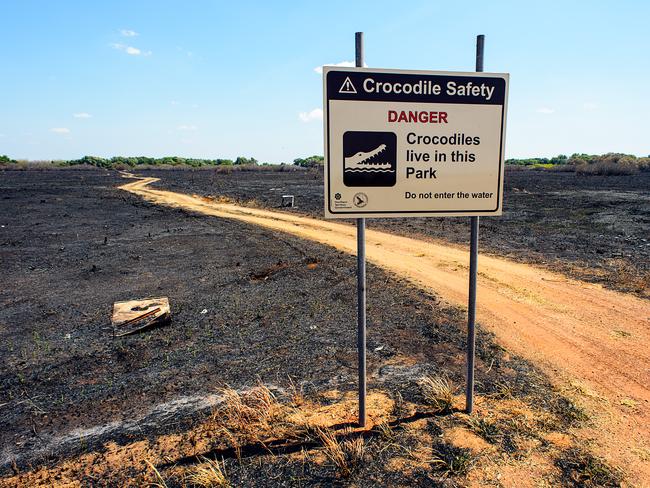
[326,69,506,105]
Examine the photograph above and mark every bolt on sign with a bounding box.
[323,68,509,218]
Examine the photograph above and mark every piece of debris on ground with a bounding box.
[112,297,171,337]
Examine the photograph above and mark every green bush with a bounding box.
[234,156,258,165]
[293,155,324,168]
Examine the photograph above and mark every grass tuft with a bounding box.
[213,383,278,430]
[391,390,408,419]
[556,448,623,487]
[317,427,365,479]
[418,375,454,414]
[466,416,502,444]
[551,396,589,427]
[489,381,515,400]
[287,376,305,407]
[376,421,396,442]
[429,442,475,478]
[186,457,230,487]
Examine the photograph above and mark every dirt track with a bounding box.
[121,174,650,481]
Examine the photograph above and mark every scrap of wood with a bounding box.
[112,297,170,337]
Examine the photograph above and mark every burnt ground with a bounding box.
[0,169,625,486]
[142,167,650,298]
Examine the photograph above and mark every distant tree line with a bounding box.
[51,155,262,168]
[0,153,306,169]
[4,152,648,175]
[505,154,569,166]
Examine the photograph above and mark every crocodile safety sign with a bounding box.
[323,67,509,218]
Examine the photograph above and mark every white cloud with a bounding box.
[120,29,139,37]
[314,61,367,74]
[73,112,92,119]
[298,108,323,122]
[583,102,598,110]
[111,43,151,56]
[536,107,555,114]
[50,127,70,134]
[177,125,198,131]
[171,100,180,106]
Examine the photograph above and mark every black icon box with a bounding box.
[343,131,396,187]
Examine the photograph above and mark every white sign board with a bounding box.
[323,67,509,218]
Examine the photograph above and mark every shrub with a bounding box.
[293,155,324,168]
[234,156,258,165]
[636,157,650,172]
[576,158,638,176]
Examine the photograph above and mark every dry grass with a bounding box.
[144,459,169,488]
[316,427,365,479]
[376,421,396,442]
[185,457,230,487]
[556,448,623,487]
[206,382,324,457]
[213,384,278,429]
[418,375,454,413]
[391,390,409,419]
[2,382,620,486]
[206,383,287,457]
[429,442,475,478]
[287,377,305,407]
[466,416,502,444]
[606,257,649,295]
[488,381,515,400]
[576,160,638,176]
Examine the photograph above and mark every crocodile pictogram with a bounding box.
[344,144,392,171]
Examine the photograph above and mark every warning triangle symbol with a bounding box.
[339,77,357,94]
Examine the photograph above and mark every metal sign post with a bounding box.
[466,34,485,415]
[323,32,507,425]
[355,31,367,428]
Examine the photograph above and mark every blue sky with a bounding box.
[1,0,648,162]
